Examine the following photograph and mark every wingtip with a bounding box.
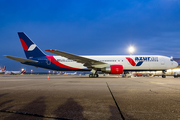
[45,49,55,51]
[17,32,24,34]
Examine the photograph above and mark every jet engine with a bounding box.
[101,65,123,74]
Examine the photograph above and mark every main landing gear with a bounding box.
[89,74,99,78]
[89,69,99,78]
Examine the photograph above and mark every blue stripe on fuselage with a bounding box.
[23,56,88,71]
[136,61,143,66]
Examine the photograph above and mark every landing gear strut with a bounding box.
[162,70,166,78]
[89,69,99,78]
[122,71,129,78]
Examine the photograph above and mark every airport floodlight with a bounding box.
[49,71,50,74]
[31,69,33,74]
[21,68,24,71]
[128,46,135,55]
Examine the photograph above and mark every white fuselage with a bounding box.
[53,55,178,71]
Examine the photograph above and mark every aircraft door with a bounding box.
[161,59,165,65]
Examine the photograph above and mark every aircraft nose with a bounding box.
[174,61,178,67]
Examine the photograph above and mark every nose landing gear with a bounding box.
[162,70,166,78]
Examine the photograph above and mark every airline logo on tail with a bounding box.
[21,68,26,73]
[18,32,46,59]
[1,66,6,72]
[28,44,36,51]
[20,38,37,51]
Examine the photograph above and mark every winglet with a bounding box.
[45,49,55,51]
[1,66,6,71]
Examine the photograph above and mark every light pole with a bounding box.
[31,69,33,75]
[128,46,135,55]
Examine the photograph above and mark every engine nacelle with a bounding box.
[101,65,123,74]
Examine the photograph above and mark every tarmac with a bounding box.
[0,75,180,120]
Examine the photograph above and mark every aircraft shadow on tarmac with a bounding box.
[0,93,9,98]
[3,96,46,120]
[0,93,14,110]
[1,96,87,120]
[54,98,87,120]
[0,93,138,120]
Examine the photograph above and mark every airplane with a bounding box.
[5,68,26,75]
[10,68,26,75]
[64,72,77,75]
[0,66,6,74]
[3,32,179,78]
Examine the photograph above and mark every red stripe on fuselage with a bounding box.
[46,56,80,70]
[126,57,136,66]
[20,38,28,51]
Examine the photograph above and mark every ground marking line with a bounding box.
[0,109,73,120]
[106,82,125,120]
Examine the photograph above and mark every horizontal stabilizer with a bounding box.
[4,55,38,63]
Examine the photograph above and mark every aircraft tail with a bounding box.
[18,32,46,59]
[21,68,26,73]
[1,66,6,72]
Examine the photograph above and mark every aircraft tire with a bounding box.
[94,74,99,78]
[174,75,178,78]
[162,75,166,78]
[89,74,93,78]
[89,74,99,78]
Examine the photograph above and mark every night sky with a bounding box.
[0,0,180,72]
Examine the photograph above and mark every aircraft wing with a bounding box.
[45,49,107,68]
[4,55,38,63]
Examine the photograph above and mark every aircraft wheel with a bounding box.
[162,75,166,78]
[94,74,99,78]
[89,74,93,78]
[174,75,178,78]
[89,74,98,78]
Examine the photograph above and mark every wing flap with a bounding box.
[4,55,38,63]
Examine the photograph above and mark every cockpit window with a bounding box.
[170,56,174,61]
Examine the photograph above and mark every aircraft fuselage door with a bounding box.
[161,59,165,65]
[161,58,165,65]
